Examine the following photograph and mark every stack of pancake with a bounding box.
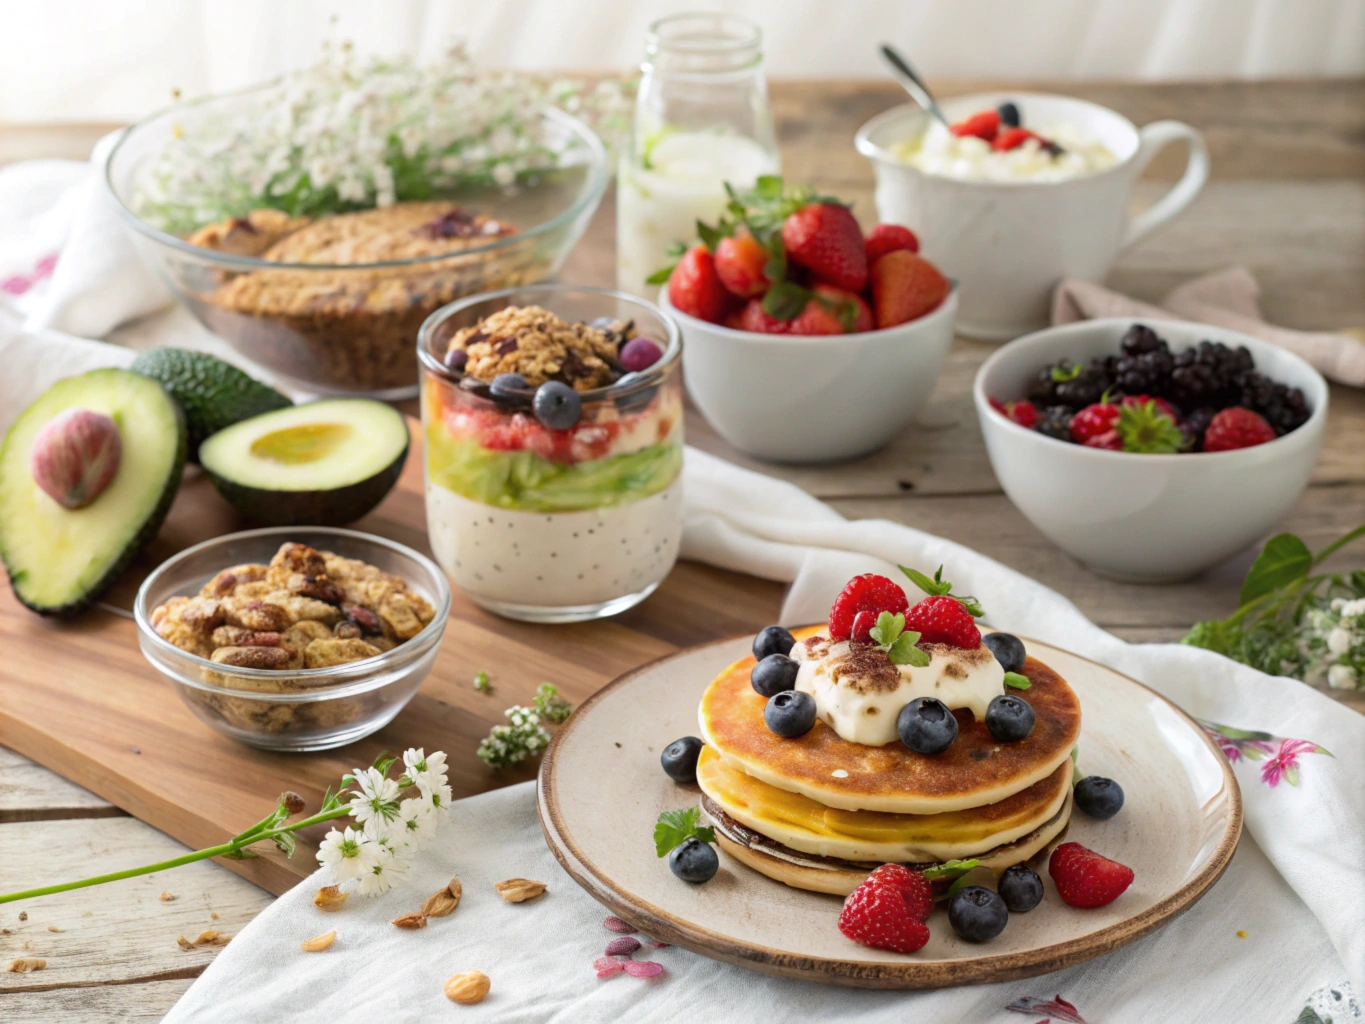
[697,626,1082,895]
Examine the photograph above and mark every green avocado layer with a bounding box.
[426,424,681,514]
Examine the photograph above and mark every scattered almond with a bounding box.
[210,913,219,920]
[22,940,29,950]
[494,878,546,903]
[313,885,349,912]
[391,913,427,930]
[177,936,194,951]
[421,876,462,918]
[192,930,230,947]
[17,912,26,922]
[444,970,490,1005]
[300,930,336,952]
[7,958,45,973]
[0,929,10,935]
[46,926,63,933]
[159,891,176,902]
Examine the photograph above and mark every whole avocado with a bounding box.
[130,348,291,460]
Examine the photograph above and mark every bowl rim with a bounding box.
[854,92,1142,190]
[416,283,683,401]
[103,85,609,273]
[133,526,452,698]
[659,283,958,344]
[972,316,1330,463]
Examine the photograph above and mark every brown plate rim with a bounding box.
[537,630,1243,989]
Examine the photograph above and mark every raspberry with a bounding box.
[828,574,908,641]
[992,127,1038,151]
[1048,841,1135,908]
[1202,407,1276,452]
[905,595,981,649]
[850,610,879,644]
[838,864,933,954]
[1083,430,1123,450]
[990,397,1038,429]
[950,110,1000,141]
[1068,401,1120,444]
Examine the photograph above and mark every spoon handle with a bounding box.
[879,44,952,128]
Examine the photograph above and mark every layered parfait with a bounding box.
[419,288,683,620]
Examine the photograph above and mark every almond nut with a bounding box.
[444,970,490,1004]
[421,877,462,919]
[176,936,194,951]
[391,913,427,930]
[159,891,176,902]
[193,929,230,947]
[494,878,546,903]
[7,958,45,973]
[313,885,349,912]
[300,930,336,952]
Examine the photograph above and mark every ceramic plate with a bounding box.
[538,633,1241,989]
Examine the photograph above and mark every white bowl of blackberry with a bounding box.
[974,318,1328,582]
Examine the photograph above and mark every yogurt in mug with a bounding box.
[891,121,1117,183]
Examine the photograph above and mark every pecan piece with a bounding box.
[342,605,383,635]
[210,645,294,670]
[289,575,346,605]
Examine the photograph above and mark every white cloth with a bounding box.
[159,449,1363,1023]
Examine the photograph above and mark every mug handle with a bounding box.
[1120,121,1209,252]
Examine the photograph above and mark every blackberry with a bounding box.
[1236,371,1311,435]
[1025,361,1075,405]
[1119,323,1164,357]
[1054,363,1113,408]
[1035,405,1073,441]
[1169,340,1252,409]
[1113,347,1174,394]
[1183,406,1216,450]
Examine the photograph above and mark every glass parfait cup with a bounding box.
[418,284,684,622]
[616,12,781,297]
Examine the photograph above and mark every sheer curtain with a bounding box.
[1,0,1361,123]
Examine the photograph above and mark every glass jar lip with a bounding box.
[416,283,683,402]
[645,13,762,54]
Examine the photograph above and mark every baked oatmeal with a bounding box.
[150,541,435,734]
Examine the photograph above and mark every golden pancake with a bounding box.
[697,745,1071,863]
[710,788,1074,897]
[699,626,1081,814]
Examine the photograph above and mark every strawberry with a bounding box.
[1116,396,1185,454]
[1048,842,1135,908]
[829,574,909,641]
[950,110,1000,141]
[788,284,874,336]
[869,251,950,328]
[865,223,919,264]
[850,610,879,644]
[781,203,868,292]
[838,864,933,954]
[1068,401,1120,444]
[1202,407,1277,452]
[714,233,771,298]
[1121,394,1179,421]
[726,299,788,334]
[1083,430,1123,450]
[990,398,1038,429]
[904,595,981,649]
[667,245,730,323]
[992,127,1038,151]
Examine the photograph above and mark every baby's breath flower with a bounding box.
[477,705,550,769]
[316,826,382,882]
[348,767,402,830]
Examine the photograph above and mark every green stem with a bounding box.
[0,807,351,905]
[1313,523,1365,566]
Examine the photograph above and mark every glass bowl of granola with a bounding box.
[134,527,450,751]
[418,284,684,622]
[104,57,611,399]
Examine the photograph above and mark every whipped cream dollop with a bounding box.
[890,122,1117,183]
[790,634,1003,746]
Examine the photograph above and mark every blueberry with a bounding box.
[997,101,1021,128]
[1074,776,1125,820]
[997,864,1044,912]
[620,337,664,373]
[948,885,1009,942]
[668,836,719,883]
[533,380,582,430]
[764,690,817,738]
[753,625,796,661]
[750,654,799,697]
[443,346,468,372]
[985,694,1034,742]
[897,696,959,755]
[983,632,1026,673]
[660,736,704,784]
[489,372,531,404]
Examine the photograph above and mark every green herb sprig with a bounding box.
[654,807,716,857]
[868,612,930,667]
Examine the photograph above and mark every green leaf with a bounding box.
[753,175,785,199]
[1050,362,1084,382]
[921,858,979,881]
[956,595,985,618]
[868,611,904,647]
[1182,618,1236,655]
[1239,533,1312,607]
[696,219,728,251]
[1003,672,1031,690]
[221,847,260,860]
[272,831,297,858]
[1116,399,1187,454]
[887,634,930,666]
[473,671,491,692]
[901,565,951,597]
[1295,1007,1327,1024]
[653,807,715,857]
[372,754,398,777]
[762,280,810,321]
[645,264,675,285]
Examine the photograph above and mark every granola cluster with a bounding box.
[447,306,630,391]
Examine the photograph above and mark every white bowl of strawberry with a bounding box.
[656,176,957,463]
[975,318,1328,582]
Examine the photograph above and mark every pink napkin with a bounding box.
[1052,267,1365,387]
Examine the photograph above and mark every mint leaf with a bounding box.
[956,595,985,618]
[696,218,729,251]
[1003,672,1031,690]
[645,264,675,285]
[762,280,810,320]
[654,807,715,857]
[901,565,951,597]
[887,634,930,666]
[868,611,904,647]
[1239,533,1312,607]
[1050,362,1083,382]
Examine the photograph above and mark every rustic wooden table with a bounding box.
[2,79,1362,1020]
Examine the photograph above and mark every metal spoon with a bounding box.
[879,44,951,129]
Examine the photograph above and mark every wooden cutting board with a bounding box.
[0,418,784,895]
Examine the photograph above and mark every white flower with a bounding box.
[396,797,436,845]
[1327,627,1353,656]
[348,767,401,830]
[356,848,411,897]
[316,826,382,882]
[1328,664,1358,690]
[403,748,449,803]
[1340,598,1365,618]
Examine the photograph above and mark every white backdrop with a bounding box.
[1,0,1362,123]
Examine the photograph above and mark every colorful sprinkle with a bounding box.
[605,937,641,956]
[603,915,635,934]
[622,960,664,978]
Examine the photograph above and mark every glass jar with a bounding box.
[616,13,781,297]
[418,284,684,623]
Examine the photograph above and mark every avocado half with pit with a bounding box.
[199,399,409,526]
[0,369,188,617]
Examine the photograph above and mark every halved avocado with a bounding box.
[199,399,408,526]
[0,369,187,617]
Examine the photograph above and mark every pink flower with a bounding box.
[1260,738,1317,788]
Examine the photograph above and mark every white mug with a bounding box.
[855,93,1209,341]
